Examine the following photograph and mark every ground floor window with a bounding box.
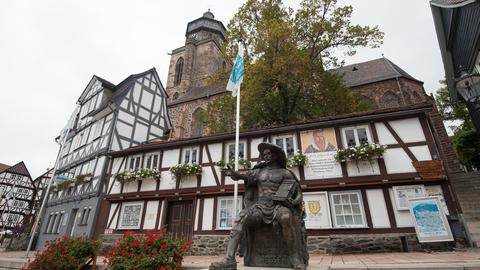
[118,201,144,230]
[217,196,242,230]
[329,191,366,228]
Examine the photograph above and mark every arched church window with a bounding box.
[382,91,400,108]
[173,92,179,100]
[191,108,205,137]
[174,57,184,86]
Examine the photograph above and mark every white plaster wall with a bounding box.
[389,188,414,227]
[250,138,264,159]
[111,158,124,173]
[143,201,159,230]
[202,198,214,230]
[109,180,121,194]
[123,181,137,193]
[383,148,416,174]
[289,166,301,180]
[150,126,163,139]
[157,200,165,229]
[201,167,218,187]
[141,91,153,108]
[94,157,105,177]
[140,178,157,191]
[139,108,150,120]
[162,149,180,168]
[389,118,426,143]
[366,189,390,228]
[153,94,161,112]
[179,175,197,189]
[204,143,222,163]
[410,145,432,161]
[159,171,175,190]
[116,121,132,141]
[134,123,148,142]
[132,83,142,103]
[108,203,119,229]
[375,122,397,145]
[346,160,380,176]
[118,110,135,124]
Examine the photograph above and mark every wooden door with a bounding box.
[165,200,194,241]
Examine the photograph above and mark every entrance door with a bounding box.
[165,201,194,242]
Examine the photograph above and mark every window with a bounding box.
[128,156,142,171]
[382,91,400,108]
[55,212,64,233]
[79,207,92,225]
[226,142,245,161]
[273,135,296,157]
[330,191,366,228]
[144,153,159,170]
[342,125,371,147]
[191,108,205,137]
[44,214,53,233]
[183,147,199,164]
[118,202,144,229]
[49,213,58,233]
[217,196,242,229]
[174,57,184,86]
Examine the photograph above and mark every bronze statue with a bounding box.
[210,143,308,270]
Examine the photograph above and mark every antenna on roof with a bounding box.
[381,53,385,58]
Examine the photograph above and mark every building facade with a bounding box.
[0,162,35,232]
[101,103,464,254]
[36,68,172,248]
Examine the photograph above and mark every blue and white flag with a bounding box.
[226,44,245,97]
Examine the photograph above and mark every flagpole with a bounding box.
[233,83,241,225]
[26,130,69,256]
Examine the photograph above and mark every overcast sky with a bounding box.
[0,0,446,178]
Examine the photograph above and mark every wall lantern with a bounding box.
[455,68,480,103]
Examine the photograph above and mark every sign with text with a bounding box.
[409,197,453,243]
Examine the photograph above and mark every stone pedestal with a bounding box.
[244,223,292,268]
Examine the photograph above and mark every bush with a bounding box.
[103,230,190,270]
[22,237,100,270]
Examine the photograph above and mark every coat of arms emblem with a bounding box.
[307,200,321,216]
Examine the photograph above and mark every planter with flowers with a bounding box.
[287,152,308,168]
[169,163,202,181]
[103,229,190,270]
[216,159,252,170]
[21,236,100,270]
[335,143,386,172]
[114,169,161,185]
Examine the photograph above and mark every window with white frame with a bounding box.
[217,196,242,229]
[273,134,296,157]
[226,142,245,161]
[128,155,142,171]
[118,202,144,229]
[341,125,371,147]
[183,147,199,164]
[144,153,160,170]
[329,191,366,228]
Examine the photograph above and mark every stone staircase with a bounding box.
[450,171,480,247]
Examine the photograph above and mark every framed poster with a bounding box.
[408,197,453,243]
[392,185,426,210]
[300,128,342,179]
[303,192,332,229]
[118,201,144,229]
[425,185,449,215]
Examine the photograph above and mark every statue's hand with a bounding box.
[223,164,237,179]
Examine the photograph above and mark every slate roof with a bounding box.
[331,57,423,87]
[0,163,10,173]
[169,85,226,106]
[430,0,476,8]
[2,161,31,177]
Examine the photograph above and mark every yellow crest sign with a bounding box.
[307,200,321,216]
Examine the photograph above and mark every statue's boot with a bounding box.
[209,231,240,270]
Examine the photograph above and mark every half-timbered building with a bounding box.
[0,162,35,232]
[36,68,172,248]
[100,102,464,253]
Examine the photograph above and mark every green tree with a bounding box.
[435,81,480,168]
[203,0,382,132]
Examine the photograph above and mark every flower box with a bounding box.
[170,163,202,181]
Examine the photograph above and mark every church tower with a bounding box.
[166,11,228,139]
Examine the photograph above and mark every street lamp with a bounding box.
[455,68,480,104]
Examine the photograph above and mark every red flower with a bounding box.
[132,240,139,247]
[161,244,167,250]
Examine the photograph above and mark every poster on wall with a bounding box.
[408,197,453,243]
[392,185,426,210]
[301,128,342,179]
[303,192,332,228]
[425,185,449,215]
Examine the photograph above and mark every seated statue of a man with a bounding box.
[210,142,308,270]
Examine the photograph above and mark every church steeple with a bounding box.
[185,10,226,41]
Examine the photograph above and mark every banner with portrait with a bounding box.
[301,128,342,179]
[303,192,331,228]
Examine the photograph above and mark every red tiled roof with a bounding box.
[0,163,10,173]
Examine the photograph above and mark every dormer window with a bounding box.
[174,57,184,86]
